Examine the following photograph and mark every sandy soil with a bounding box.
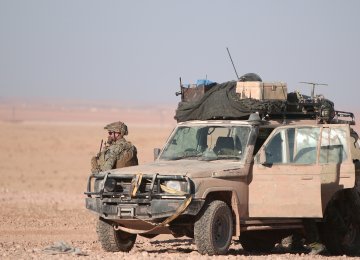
[0,103,358,259]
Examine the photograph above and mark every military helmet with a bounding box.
[104,121,128,136]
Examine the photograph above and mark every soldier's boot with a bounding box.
[303,219,326,255]
[275,234,308,253]
[290,233,308,253]
[308,242,326,255]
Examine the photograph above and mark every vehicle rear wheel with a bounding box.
[322,190,360,256]
[194,200,233,255]
[96,218,137,252]
[240,230,278,252]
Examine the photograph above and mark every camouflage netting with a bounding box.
[174,81,286,122]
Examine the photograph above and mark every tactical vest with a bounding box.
[115,147,138,168]
[96,141,138,170]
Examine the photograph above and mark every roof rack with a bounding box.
[331,111,356,125]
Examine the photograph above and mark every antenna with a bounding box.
[226,47,240,80]
[299,81,328,99]
[175,77,182,96]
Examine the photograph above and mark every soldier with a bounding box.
[278,220,326,255]
[303,219,326,255]
[91,121,138,173]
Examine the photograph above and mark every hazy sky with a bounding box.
[0,0,359,109]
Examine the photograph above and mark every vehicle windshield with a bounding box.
[159,125,251,162]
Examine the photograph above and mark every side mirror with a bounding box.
[153,148,161,161]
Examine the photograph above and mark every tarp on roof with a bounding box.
[174,81,286,122]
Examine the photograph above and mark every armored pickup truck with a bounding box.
[85,77,360,255]
[85,114,360,255]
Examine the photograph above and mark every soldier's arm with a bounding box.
[101,148,119,171]
[90,156,101,173]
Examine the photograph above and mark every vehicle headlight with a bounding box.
[163,180,187,193]
[104,178,117,192]
[165,180,181,191]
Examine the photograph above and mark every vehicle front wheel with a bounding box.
[96,218,137,252]
[194,200,233,255]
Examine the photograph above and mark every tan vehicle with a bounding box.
[85,79,360,255]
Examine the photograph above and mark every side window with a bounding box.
[292,128,319,164]
[264,127,320,165]
[264,130,286,164]
[320,127,348,164]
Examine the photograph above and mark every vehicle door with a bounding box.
[318,124,355,211]
[249,125,323,217]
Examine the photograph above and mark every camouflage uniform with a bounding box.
[91,121,138,173]
[303,219,326,255]
[278,221,325,255]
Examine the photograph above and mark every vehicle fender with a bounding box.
[202,187,241,237]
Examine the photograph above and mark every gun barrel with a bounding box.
[99,139,103,153]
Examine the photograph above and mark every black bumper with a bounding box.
[85,172,203,221]
[85,197,204,220]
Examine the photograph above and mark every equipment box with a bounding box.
[181,84,213,102]
[236,81,287,100]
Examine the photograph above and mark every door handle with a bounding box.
[301,177,313,180]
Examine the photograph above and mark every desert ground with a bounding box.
[0,101,358,259]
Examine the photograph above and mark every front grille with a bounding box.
[113,178,159,194]
[85,173,189,199]
[114,180,131,193]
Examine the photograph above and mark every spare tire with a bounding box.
[239,73,262,82]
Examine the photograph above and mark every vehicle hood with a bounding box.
[105,159,245,178]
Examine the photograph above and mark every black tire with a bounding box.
[240,231,277,253]
[96,218,137,252]
[194,200,233,255]
[322,190,360,256]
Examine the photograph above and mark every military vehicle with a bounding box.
[85,75,360,255]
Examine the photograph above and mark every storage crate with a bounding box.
[181,84,213,102]
[236,81,287,100]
